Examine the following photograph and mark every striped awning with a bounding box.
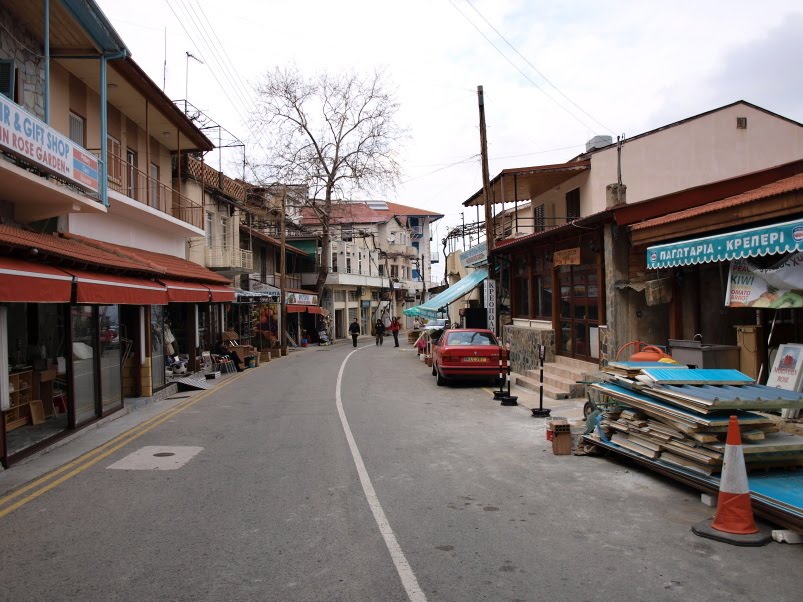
[404,268,488,319]
[646,218,803,269]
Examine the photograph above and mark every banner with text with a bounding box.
[0,95,98,193]
[725,252,803,308]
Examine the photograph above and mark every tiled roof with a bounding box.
[630,173,803,231]
[385,201,444,219]
[300,200,442,226]
[0,224,152,273]
[62,233,231,284]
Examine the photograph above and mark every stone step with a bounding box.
[523,370,584,397]
[553,355,600,371]
[514,374,569,400]
[543,363,588,381]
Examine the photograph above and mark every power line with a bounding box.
[447,0,608,135]
[464,0,614,134]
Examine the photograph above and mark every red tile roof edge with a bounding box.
[630,173,803,231]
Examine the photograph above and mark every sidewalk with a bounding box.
[502,372,587,423]
[0,371,242,497]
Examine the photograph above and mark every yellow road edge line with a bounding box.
[0,373,243,513]
[0,394,197,505]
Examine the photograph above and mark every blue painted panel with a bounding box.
[642,368,753,384]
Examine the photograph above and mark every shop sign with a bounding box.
[766,343,803,391]
[460,242,487,267]
[647,217,803,269]
[285,291,317,305]
[0,96,98,193]
[484,278,497,334]
[553,247,581,266]
[725,252,803,308]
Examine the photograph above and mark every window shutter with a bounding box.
[0,60,15,99]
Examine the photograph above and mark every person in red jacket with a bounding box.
[389,316,401,347]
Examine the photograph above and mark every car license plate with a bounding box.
[462,356,488,363]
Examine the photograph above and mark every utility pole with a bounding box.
[280,186,288,357]
[477,85,497,334]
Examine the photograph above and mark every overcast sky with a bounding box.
[96,0,803,272]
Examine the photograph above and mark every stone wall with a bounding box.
[503,324,555,374]
[0,5,45,119]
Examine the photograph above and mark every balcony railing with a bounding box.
[91,149,203,229]
[205,246,253,271]
[255,273,303,290]
[183,155,245,202]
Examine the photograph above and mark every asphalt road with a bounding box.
[1,337,801,601]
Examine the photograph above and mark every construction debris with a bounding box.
[589,367,803,474]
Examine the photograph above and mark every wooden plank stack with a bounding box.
[591,367,803,474]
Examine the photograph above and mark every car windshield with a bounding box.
[445,331,497,346]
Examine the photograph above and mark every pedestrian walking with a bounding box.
[374,319,385,346]
[413,316,421,330]
[389,316,401,347]
[349,318,360,347]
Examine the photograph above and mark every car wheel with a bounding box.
[436,368,448,387]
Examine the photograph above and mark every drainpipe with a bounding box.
[99,50,128,208]
[44,0,50,123]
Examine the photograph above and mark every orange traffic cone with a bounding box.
[692,416,771,546]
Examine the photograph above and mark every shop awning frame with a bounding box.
[207,284,236,303]
[404,268,489,319]
[646,218,803,269]
[159,279,210,303]
[68,269,168,305]
[0,257,73,303]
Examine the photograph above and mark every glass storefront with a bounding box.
[71,305,98,426]
[150,305,165,390]
[99,305,122,414]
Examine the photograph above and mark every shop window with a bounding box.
[99,305,122,414]
[71,306,98,426]
[151,305,165,390]
[515,277,530,317]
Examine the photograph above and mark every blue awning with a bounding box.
[404,268,488,319]
[646,218,803,269]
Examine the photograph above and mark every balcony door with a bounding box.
[126,149,138,199]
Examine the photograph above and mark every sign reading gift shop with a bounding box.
[725,252,803,308]
[0,96,98,193]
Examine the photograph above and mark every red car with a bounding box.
[431,328,507,386]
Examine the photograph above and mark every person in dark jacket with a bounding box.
[374,319,385,346]
[349,318,360,347]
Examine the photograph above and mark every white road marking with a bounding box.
[336,348,427,602]
[106,446,204,470]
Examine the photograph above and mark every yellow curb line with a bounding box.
[0,372,244,519]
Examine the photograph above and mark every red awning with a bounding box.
[207,284,235,303]
[306,305,322,314]
[0,257,73,303]
[68,269,168,305]
[286,304,306,313]
[159,279,210,303]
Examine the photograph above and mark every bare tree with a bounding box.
[250,66,405,298]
